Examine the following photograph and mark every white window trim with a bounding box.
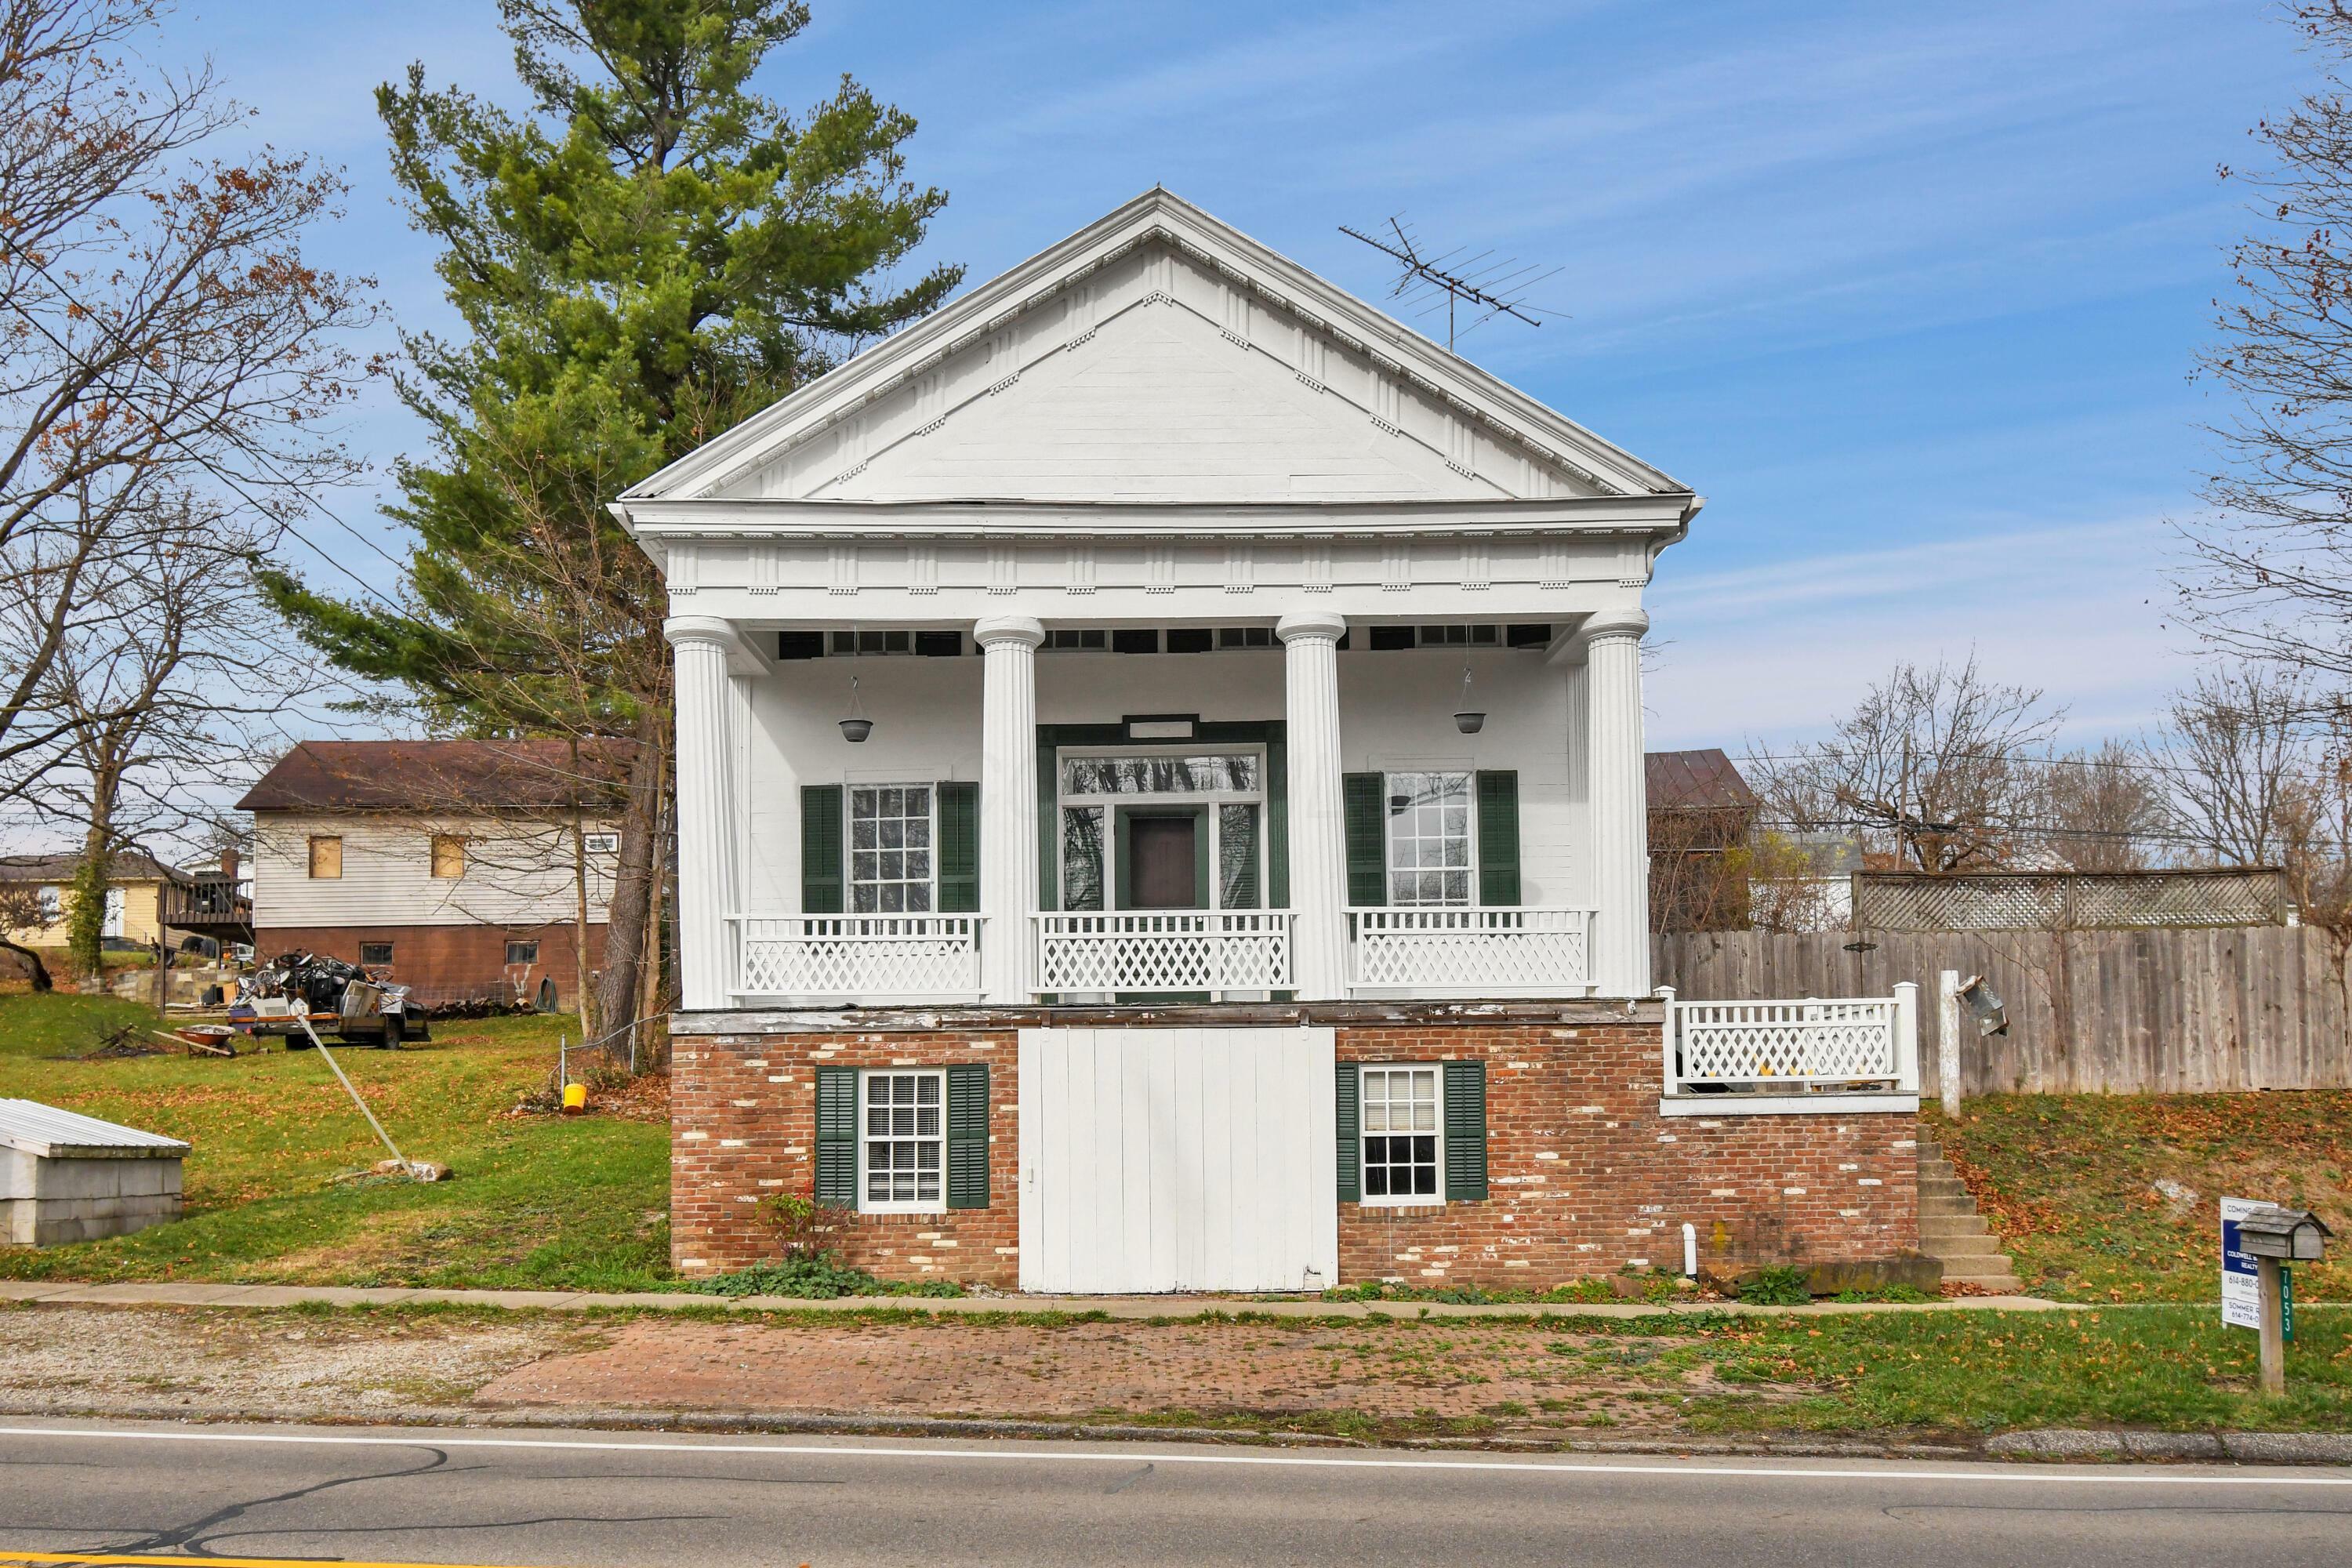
[858,1067,948,1214]
[582,831,619,855]
[1358,1062,1446,1207]
[847,782,938,916]
[1381,768,1479,909]
[1056,744,1269,913]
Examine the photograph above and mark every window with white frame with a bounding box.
[582,832,619,855]
[36,885,60,921]
[1359,1065,1442,1203]
[862,1069,945,1210]
[1386,771,1473,906]
[849,785,934,913]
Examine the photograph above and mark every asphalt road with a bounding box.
[2,1420,2350,1568]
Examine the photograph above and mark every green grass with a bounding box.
[0,991,672,1290]
[1927,1093,2352,1302]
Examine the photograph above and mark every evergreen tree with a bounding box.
[264,0,959,1033]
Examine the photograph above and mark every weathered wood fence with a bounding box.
[1652,925,2351,1095]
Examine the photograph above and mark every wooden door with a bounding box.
[1128,815,1198,909]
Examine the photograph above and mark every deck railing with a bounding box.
[1660,984,1920,1097]
[1033,910,1294,998]
[731,914,985,1002]
[1347,906,1593,995]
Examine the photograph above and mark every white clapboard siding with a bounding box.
[251,812,618,929]
[739,243,1593,507]
[1018,1026,1338,1294]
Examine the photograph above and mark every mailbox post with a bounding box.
[2231,1203,2332,1397]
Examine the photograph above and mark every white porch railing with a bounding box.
[731,915,985,1002]
[1660,985,1920,1097]
[1033,911,1295,997]
[1347,906,1594,996]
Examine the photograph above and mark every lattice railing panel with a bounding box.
[1668,998,1900,1089]
[1347,907,1592,994]
[1033,912,1294,996]
[1853,870,2288,931]
[734,916,985,1000]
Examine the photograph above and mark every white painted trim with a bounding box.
[1656,1094,1920,1118]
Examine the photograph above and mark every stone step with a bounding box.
[1920,1234,2012,1261]
[1942,1273,2025,1293]
[1919,1213,1991,1238]
[1919,1195,1984,1217]
[1918,1178,1970,1200]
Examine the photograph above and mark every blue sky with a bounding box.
[171,0,2305,750]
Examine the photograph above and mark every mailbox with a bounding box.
[1958,975,2009,1037]
[2236,1204,2332,1262]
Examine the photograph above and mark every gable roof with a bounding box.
[0,849,181,885]
[620,188,1690,508]
[1646,749,1757,813]
[236,739,638,814]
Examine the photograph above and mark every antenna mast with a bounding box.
[1338,215,1562,351]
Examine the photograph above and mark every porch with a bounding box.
[670,605,1653,1008]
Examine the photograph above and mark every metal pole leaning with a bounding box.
[296,1014,408,1171]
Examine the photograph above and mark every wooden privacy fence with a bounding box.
[1651,925,2351,1095]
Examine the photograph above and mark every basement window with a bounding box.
[1359,1065,1443,1206]
[359,942,393,967]
[505,939,540,966]
[862,1069,946,1212]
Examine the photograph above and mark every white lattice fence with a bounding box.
[733,916,985,1000]
[1853,869,2288,931]
[1033,912,1293,996]
[1662,988,1918,1095]
[1347,908,1592,995]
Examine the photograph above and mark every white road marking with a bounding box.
[0,1424,2344,1488]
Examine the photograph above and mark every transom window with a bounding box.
[851,785,933,913]
[1062,753,1260,795]
[862,1069,944,1210]
[1386,771,1473,906]
[1360,1065,1442,1203]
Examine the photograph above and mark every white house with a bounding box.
[620,191,1923,1295]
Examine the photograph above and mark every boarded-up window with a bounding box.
[431,834,466,880]
[308,836,342,880]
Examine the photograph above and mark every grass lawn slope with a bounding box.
[0,991,670,1290]
[1928,1093,2352,1303]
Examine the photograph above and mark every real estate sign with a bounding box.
[2221,1196,2263,1330]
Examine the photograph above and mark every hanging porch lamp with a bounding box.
[1453,646,1486,735]
[839,631,873,742]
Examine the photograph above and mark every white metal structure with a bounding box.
[618,191,1704,1010]
[1657,983,1922,1109]
[1017,1026,1339,1292]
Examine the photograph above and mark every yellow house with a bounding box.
[0,851,177,949]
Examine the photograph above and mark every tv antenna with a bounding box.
[1338,215,1563,351]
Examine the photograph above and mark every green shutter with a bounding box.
[946,1063,989,1209]
[1443,1061,1488,1201]
[1267,728,1290,910]
[1343,771,1386,907]
[1334,1062,1360,1202]
[1476,770,1520,906]
[801,785,844,913]
[937,782,979,913]
[815,1065,858,1208]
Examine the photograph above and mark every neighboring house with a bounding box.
[236,739,630,1010]
[1646,749,1759,932]
[1,850,180,950]
[618,191,1923,1294]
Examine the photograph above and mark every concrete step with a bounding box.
[1919,1214,1991,1238]
[1918,1181,1973,1203]
[1919,1194,1984,1216]
[1921,1235,2012,1261]
[1942,1273,2026,1293]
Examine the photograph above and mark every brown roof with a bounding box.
[0,849,182,884]
[1645,749,1757,812]
[236,739,639,813]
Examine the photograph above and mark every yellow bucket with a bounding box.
[561,1082,588,1114]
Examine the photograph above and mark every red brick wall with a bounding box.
[671,1029,1021,1287]
[670,1018,1916,1290]
[254,921,606,1009]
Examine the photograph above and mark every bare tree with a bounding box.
[0,881,56,990]
[2027,738,2172,872]
[2152,665,2312,865]
[0,0,368,809]
[1748,655,2064,873]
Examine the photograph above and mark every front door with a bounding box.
[1128,815,1198,909]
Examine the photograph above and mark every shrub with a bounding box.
[1738,1265,1813,1306]
[684,1252,965,1300]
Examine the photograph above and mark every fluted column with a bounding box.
[1584,608,1651,997]
[666,615,740,1011]
[1279,608,1348,1000]
[976,615,1046,1004]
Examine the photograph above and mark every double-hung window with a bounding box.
[850,785,934,913]
[1386,771,1473,906]
[862,1069,945,1210]
[1359,1065,1443,1204]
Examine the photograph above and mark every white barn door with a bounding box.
[1018,1027,1339,1294]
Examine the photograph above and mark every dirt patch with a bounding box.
[0,1305,587,1417]
[473,1316,1795,1437]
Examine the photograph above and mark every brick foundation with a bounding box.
[670,1005,1917,1290]
[254,921,607,1010]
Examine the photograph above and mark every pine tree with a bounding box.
[264,0,960,1033]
